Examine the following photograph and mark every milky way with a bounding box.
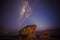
[19,0,31,27]
[1,0,58,35]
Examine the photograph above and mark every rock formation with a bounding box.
[18,25,37,40]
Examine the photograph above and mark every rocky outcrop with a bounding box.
[18,25,37,40]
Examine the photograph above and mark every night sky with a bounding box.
[1,0,59,35]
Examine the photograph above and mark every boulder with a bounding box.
[18,25,37,40]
